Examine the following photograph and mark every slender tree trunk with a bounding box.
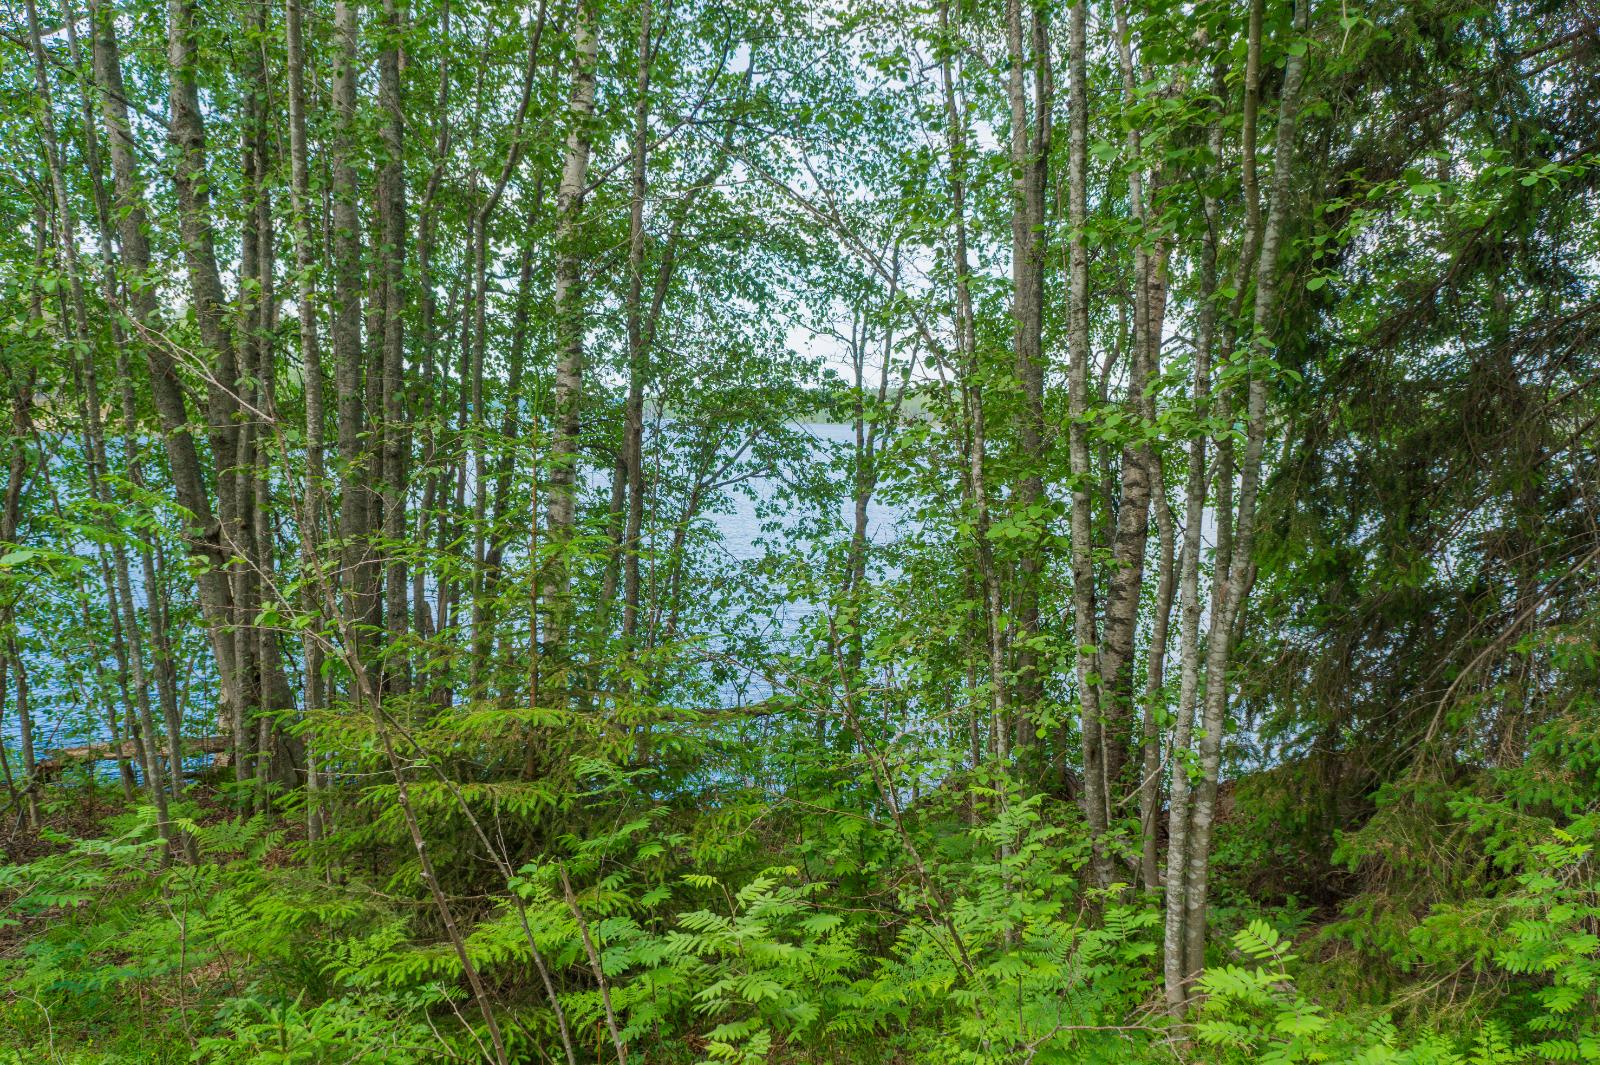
[409,21,454,699]
[442,297,473,659]
[1139,216,1176,892]
[89,0,238,744]
[486,219,539,693]
[247,20,297,794]
[1141,465,1175,892]
[613,0,653,669]
[10,640,39,830]
[378,0,410,696]
[0,661,18,811]
[125,487,186,803]
[287,0,330,837]
[31,0,177,828]
[165,0,258,757]
[62,0,149,805]
[68,0,189,802]
[469,11,547,693]
[543,0,599,679]
[1096,0,1158,801]
[1004,0,1051,725]
[332,0,372,648]
[619,92,744,661]
[113,529,183,853]
[26,0,114,784]
[1180,0,1309,998]
[938,2,1007,763]
[1065,0,1114,890]
[1,378,36,830]
[845,263,904,680]
[234,57,266,794]
[1161,248,1212,1009]
[1158,68,1224,1010]
[81,343,173,826]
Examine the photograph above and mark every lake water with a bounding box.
[2,424,912,764]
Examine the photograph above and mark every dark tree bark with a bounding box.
[378,0,410,695]
[332,0,374,644]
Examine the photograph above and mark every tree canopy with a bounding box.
[0,0,1596,1061]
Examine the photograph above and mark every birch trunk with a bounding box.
[1160,63,1224,1013]
[1004,0,1051,724]
[543,1,599,674]
[1093,0,1158,805]
[285,0,330,836]
[616,0,653,668]
[939,0,1007,764]
[1181,0,1309,995]
[1064,0,1114,889]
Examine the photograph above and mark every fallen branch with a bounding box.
[37,735,229,778]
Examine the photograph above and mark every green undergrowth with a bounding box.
[3,738,1597,1064]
